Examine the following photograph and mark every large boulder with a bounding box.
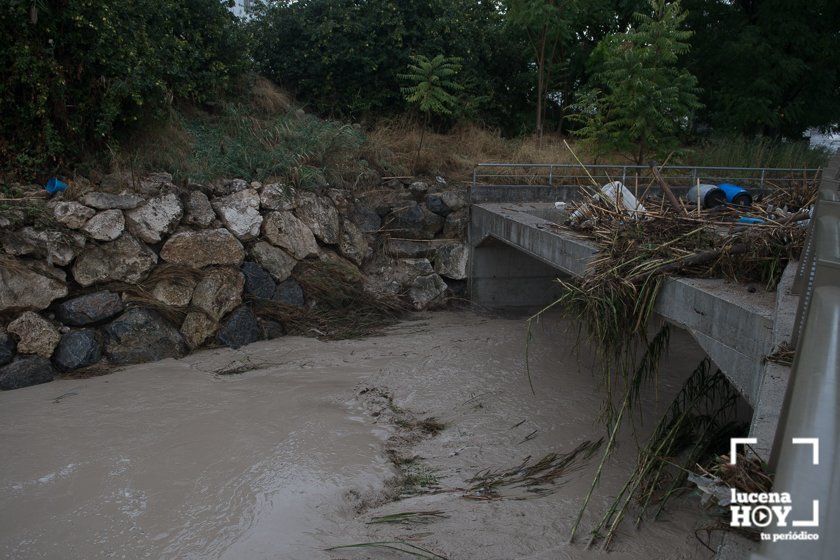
[0,261,68,312]
[191,267,244,321]
[383,202,444,239]
[385,238,438,258]
[261,211,319,259]
[274,278,305,307]
[434,243,469,280]
[443,207,469,239]
[211,188,262,240]
[7,311,60,358]
[0,329,16,367]
[82,209,125,241]
[81,192,145,210]
[159,228,245,268]
[351,204,382,233]
[125,193,183,243]
[52,201,96,229]
[72,234,158,286]
[180,311,217,350]
[408,273,448,310]
[338,220,368,266]
[260,183,296,211]
[425,191,467,217]
[52,329,102,371]
[104,308,187,364]
[241,262,277,300]
[152,278,196,307]
[3,227,85,266]
[55,291,124,326]
[216,306,261,349]
[294,191,340,244]
[251,242,297,283]
[184,190,215,228]
[0,356,55,391]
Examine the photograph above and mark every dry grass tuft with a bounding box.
[249,76,293,115]
[366,119,585,180]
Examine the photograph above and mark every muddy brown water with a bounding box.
[1,311,710,559]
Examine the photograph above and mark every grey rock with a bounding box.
[152,278,196,307]
[259,318,285,339]
[3,227,85,266]
[180,311,217,350]
[125,193,183,243]
[408,273,448,310]
[81,192,145,210]
[56,291,124,326]
[294,191,340,244]
[216,307,261,349]
[104,308,187,365]
[191,267,244,321]
[52,329,101,371]
[352,204,382,233]
[211,188,262,240]
[7,311,60,358]
[0,330,16,367]
[273,278,304,307]
[425,191,467,217]
[443,207,469,239]
[0,261,68,313]
[338,220,368,266]
[215,178,248,196]
[434,243,469,280]
[261,211,319,259]
[184,190,215,228]
[385,238,438,258]
[409,181,429,199]
[242,262,277,300]
[53,201,96,229]
[251,242,297,283]
[0,356,55,390]
[83,209,125,241]
[159,228,245,268]
[260,183,296,211]
[383,202,444,239]
[72,234,158,286]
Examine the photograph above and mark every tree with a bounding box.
[399,54,462,168]
[573,0,701,164]
[682,0,840,138]
[507,0,570,140]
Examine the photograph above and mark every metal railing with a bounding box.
[472,162,820,191]
[753,154,840,559]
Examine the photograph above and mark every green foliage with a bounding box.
[119,102,367,188]
[0,0,249,176]
[249,0,532,130]
[683,0,840,137]
[573,0,702,164]
[399,55,463,118]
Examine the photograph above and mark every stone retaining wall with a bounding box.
[0,174,469,390]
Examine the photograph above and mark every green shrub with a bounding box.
[0,0,250,177]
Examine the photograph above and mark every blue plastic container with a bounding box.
[718,183,752,206]
[45,177,68,195]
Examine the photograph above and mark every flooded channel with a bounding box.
[1,311,709,559]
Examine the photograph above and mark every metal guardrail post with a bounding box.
[754,155,840,560]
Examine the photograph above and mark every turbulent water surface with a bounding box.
[0,311,709,559]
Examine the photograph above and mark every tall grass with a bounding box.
[686,136,830,169]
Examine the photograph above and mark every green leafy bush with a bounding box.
[0,0,250,176]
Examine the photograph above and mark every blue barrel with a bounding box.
[718,183,752,206]
[45,177,68,195]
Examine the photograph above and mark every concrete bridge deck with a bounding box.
[469,202,796,458]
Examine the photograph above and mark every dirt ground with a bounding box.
[0,311,712,559]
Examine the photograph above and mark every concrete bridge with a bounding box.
[466,160,840,559]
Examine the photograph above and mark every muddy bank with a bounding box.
[0,311,709,559]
